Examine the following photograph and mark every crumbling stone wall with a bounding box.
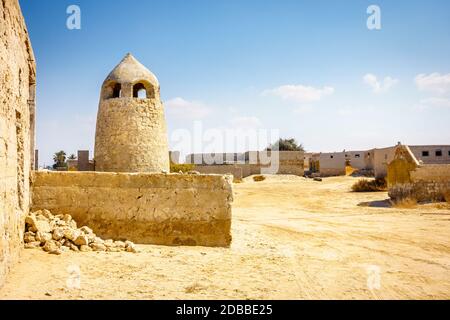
[191,151,305,177]
[244,151,305,176]
[31,172,233,247]
[274,151,305,175]
[388,145,450,202]
[389,164,450,202]
[0,0,36,286]
[195,165,244,180]
[185,153,243,165]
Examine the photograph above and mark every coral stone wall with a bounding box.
[389,164,450,202]
[276,151,305,175]
[248,151,305,176]
[195,165,244,180]
[0,0,36,286]
[191,152,305,177]
[31,172,233,247]
[94,98,170,173]
[388,146,450,202]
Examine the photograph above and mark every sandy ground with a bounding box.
[1,175,449,300]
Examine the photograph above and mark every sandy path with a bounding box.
[1,175,449,300]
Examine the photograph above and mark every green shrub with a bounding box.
[351,178,387,192]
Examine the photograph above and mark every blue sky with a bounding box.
[20,0,450,166]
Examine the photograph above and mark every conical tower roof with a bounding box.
[104,53,159,87]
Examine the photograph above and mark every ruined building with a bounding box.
[31,54,233,248]
[94,53,170,173]
[0,0,36,286]
[309,144,450,178]
[388,145,450,203]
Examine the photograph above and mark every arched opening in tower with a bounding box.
[133,82,148,99]
[133,81,156,99]
[112,83,122,98]
[102,81,122,99]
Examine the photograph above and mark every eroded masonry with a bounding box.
[388,145,450,202]
[1,0,449,292]
[0,4,233,286]
[0,0,36,286]
[32,53,234,248]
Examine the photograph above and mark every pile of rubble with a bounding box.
[24,209,138,255]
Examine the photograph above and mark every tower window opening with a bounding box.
[133,83,148,99]
[112,83,122,98]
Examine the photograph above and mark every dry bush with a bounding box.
[351,178,387,192]
[434,203,450,210]
[233,177,243,184]
[391,197,418,209]
[253,175,266,182]
[170,163,195,173]
[444,190,450,203]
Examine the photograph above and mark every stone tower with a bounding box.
[94,53,170,172]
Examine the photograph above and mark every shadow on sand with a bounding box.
[357,199,392,208]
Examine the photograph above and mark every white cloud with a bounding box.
[337,105,376,116]
[292,105,313,114]
[337,107,354,116]
[415,73,450,95]
[363,73,399,93]
[262,84,334,103]
[421,97,450,108]
[165,97,212,119]
[416,97,450,110]
[227,106,239,114]
[229,116,262,129]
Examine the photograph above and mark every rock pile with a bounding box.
[24,209,138,255]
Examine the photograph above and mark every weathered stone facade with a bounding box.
[190,151,305,178]
[77,150,92,171]
[31,172,233,247]
[94,54,170,173]
[195,164,245,180]
[0,0,36,286]
[388,145,450,202]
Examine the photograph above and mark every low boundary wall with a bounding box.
[31,171,233,247]
[195,165,244,180]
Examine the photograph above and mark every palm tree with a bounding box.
[68,154,77,160]
[53,150,67,169]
